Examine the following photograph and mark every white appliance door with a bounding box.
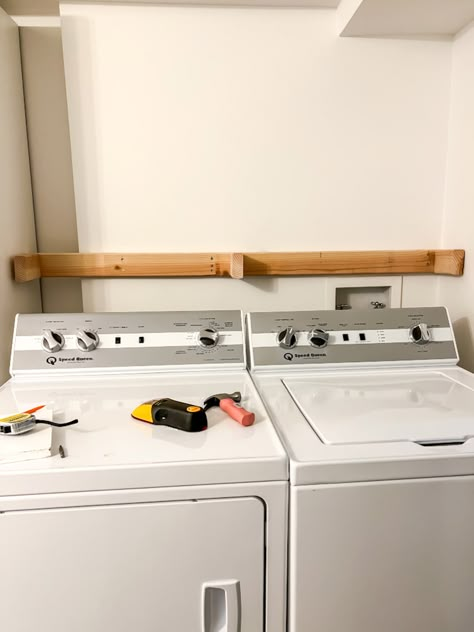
[291,476,474,632]
[1,497,264,632]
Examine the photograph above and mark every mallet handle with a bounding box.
[219,398,255,426]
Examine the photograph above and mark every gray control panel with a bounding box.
[11,311,245,375]
[247,307,458,369]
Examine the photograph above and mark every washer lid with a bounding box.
[283,371,474,445]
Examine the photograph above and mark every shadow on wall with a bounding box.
[453,317,474,373]
[20,24,83,312]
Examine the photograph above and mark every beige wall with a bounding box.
[0,8,42,382]
[20,26,83,312]
[0,2,469,349]
[0,0,59,15]
[61,3,451,313]
[439,23,474,371]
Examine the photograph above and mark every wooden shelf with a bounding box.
[13,250,464,282]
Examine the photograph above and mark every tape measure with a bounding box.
[0,413,37,435]
[0,413,79,435]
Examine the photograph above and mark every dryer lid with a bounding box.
[283,371,474,445]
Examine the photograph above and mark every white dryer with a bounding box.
[0,310,287,632]
[248,306,474,632]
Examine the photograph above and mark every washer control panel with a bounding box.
[248,307,458,369]
[11,311,245,375]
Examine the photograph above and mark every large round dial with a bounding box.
[277,326,297,349]
[198,327,219,348]
[76,329,100,352]
[409,323,431,345]
[308,328,329,349]
[42,329,65,353]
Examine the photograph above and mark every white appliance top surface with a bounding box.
[283,372,474,445]
[252,366,474,485]
[0,371,286,495]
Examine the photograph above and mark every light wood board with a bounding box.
[13,250,465,282]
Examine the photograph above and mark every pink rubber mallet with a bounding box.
[203,391,255,427]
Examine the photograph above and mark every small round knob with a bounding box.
[409,323,431,346]
[308,328,329,348]
[277,326,297,349]
[42,329,65,353]
[198,327,219,348]
[76,329,100,352]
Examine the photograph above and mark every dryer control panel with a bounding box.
[11,311,245,375]
[247,307,458,369]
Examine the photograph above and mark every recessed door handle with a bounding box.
[202,580,241,632]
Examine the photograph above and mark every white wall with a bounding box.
[0,8,42,382]
[439,22,474,371]
[60,3,452,312]
[20,26,83,313]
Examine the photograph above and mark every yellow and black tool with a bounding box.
[132,398,208,432]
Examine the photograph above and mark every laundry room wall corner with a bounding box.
[0,7,42,383]
[19,23,83,313]
[439,21,474,372]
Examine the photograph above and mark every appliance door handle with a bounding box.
[202,580,241,632]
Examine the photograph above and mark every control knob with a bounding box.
[42,329,65,353]
[198,327,219,348]
[277,326,297,349]
[308,328,329,349]
[409,323,431,346]
[76,329,100,352]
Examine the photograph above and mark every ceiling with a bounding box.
[341,0,474,37]
[2,0,472,39]
[0,0,341,15]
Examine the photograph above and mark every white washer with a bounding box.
[0,310,287,632]
[248,306,474,632]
